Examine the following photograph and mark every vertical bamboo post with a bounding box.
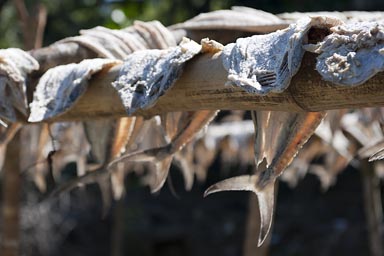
[1,131,21,256]
[361,161,383,256]
[111,198,125,256]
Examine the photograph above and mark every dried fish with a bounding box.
[159,111,214,191]
[112,38,202,115]
[278,11,349,23]
[29,58,121,122]
[339,109,384,162]
[58,21,180,201]
[306,22,384,86]
[60,21,177,59]
[108,117,136,199]
[205,111,325,246]
[222,16,342,95]
[80,117,138,200]
[108,110,217,193]
[130,21,177,50]
[169,6,288,33]
[83,119,117,166]
[278,11,384,24]
[0,48,39,122]
[368,145,384,161]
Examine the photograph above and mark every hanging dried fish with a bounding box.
[340,109,384,162]
[138,40,223,192]
[160,111,212,191]
[222,16,342,95]
[84,119,116,166]
[108,110,217,192]
[29,58,121,122]
[46,20,182,202]
[107,117,136,199]
[112,38,202,115]
[205,111,325,246]
[48,116,146,202]
[65,117,137,203]
[75,21,178,200]
[305,22,384,86]
[0,48,39,122]
[19,124,51,192]
[201,17,344,246]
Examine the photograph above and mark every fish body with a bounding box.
[108,110,218,192]
[205,110,325,246]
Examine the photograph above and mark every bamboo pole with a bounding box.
[45,51,384,122]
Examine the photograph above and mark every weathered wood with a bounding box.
[51,51,384,122]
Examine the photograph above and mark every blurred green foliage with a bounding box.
[0,0,382,49]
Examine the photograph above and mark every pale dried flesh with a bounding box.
[305,22,384,86]
[222,16,341,95]
[29,58,121,122]
[112,38,202,115]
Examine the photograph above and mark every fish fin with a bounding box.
[107,145,173,193]
[204,175,258,195]
[151,156,173,193]
[204,174,276,246]
[108,145,171,168]
[255,181,275,246]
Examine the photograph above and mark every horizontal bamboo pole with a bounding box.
[52,51,384,121]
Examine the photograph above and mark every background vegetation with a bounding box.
[1,0,384,48]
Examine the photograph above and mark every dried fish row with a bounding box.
[29,58,121,122]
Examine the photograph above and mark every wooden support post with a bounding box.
[361,161,383,256]
[1,131,21,256]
